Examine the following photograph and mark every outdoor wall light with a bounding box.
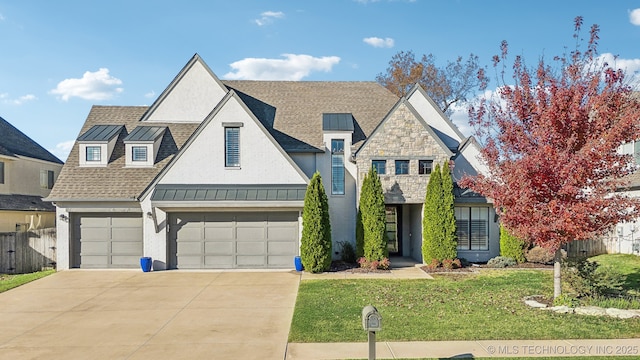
[146,211,154,219]
[59,214,69,222]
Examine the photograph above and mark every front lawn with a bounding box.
[589,254,640,293]
[0,270,55,293]
[289,270,640,342]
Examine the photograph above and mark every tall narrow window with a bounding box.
[418,160,433,174]
[40,170,55,189]
[395,160,409,175]
[132,146,148,162]
[0,161,4,184]
[86,146,101,162]
[372,160,386,175]
[456,206,489,251]
[225,127,240,167]
[331,139,344,195]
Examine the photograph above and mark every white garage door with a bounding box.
[73,214,143,269]
[169,212,299,269]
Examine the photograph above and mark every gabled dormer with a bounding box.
[77,125,123,167]
[123,126,166,167]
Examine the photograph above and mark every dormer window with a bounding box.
[124,126,166,167]
[86,146,101,162]
[77,125,123,167]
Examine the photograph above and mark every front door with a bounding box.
[385,206,401,255]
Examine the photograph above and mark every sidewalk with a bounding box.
[286,339,640,359]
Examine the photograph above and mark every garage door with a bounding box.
[72,214,143,268]
[169,212,299,269]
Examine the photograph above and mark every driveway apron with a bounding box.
[0,270,301,360]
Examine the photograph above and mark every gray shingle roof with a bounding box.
[0,116,63,164]
[49,81,399,201]
[223,81,398,151]
[47,106,198,200]
[0,194,56,212]
[77,125,123,142]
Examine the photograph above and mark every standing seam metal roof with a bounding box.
[77,125,124,142]
[322,113,354,131]
[124,126,167,142]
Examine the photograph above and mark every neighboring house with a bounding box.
[47,54,499,270]
[607,142,640,255]
[0,116,63,232]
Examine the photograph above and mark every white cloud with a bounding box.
[50,68,123,101]
[255,11,284,26]
[223,54,341,81]
[0,13,5,21]
[1,93,37,105]
[50,140,75,162]
[144,90,156,98]
[363,37,395,48]
[630,8,640,26]
[596,53,640,86]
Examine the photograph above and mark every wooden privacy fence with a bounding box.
[565,235,640,258]
[0,228,56,274]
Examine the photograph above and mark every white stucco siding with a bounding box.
[55,206,70,270]
[140,196,168,270]
[408,90,463,146]
[320,132,357,257]
[146,60,227,123]
[159,96,307,185]
[0,156,62,197]
[290,153,317,179]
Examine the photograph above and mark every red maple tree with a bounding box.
[461,17,640,298]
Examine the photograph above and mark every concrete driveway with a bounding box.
[0,270,300,360]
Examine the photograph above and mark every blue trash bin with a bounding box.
[294,256,303,271]
[140,257,152,272]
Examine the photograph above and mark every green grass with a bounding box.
[289,270,640,342]
[590,254,640,292]
[0,270,55,293]
[388,358,638,360]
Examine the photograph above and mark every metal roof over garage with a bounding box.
[151,184,307,202]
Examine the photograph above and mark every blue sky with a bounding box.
[1,0,640,161]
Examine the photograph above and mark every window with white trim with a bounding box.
[40,169,55,189]
[331,139,344,195]
[86,146,101,162]
[132,146,148,162]
[456,206,489,251]
[225,127,240,167]
[0,161,4,184]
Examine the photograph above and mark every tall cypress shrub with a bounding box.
[422,164,442,263]
[356,173,371,259]
[300,172,332,273]
[439,162,458,261]
[363,167,388,261]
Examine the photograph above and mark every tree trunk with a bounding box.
[553,248,562,299]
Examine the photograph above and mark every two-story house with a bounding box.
[47,54,499,270]
[0,116,64,232]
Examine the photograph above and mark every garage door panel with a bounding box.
[237,241,265,254]
[205,227,233,240]
[112,228,142,241]
[267,227,297,240]
[237,255,265,267]
[205,241,232,255]
[112,241,142,254]
[205,256,233,267]
[236,227,264,240]
[268,241,297,255]
[81,241,108,255]
[170,211,298,269]
[74,214,143,269]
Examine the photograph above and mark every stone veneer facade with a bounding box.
[355,102,451,204]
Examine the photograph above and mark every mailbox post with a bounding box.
[362,305,382,360]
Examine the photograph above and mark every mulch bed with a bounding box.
[421,262,554,273]
[328,261,391,273]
